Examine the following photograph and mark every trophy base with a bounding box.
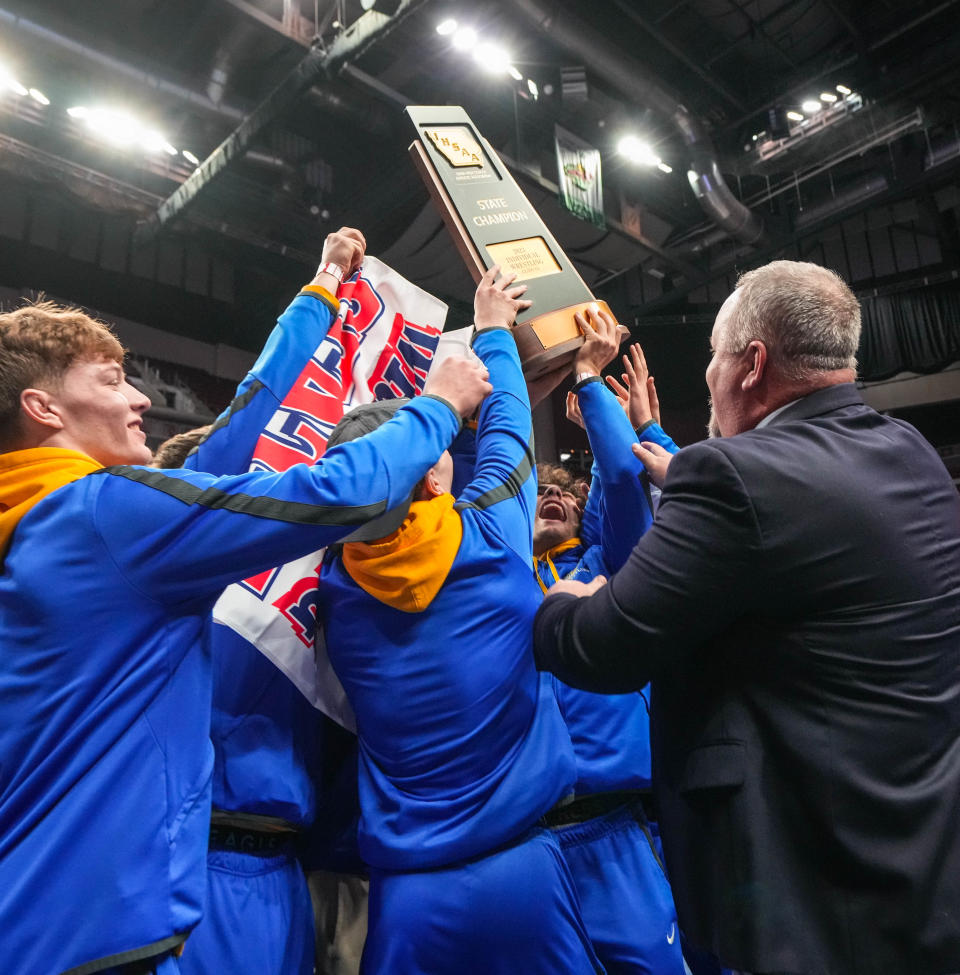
[513,300,614,378]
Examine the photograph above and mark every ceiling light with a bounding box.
[452,27,476,50]
[820,92,838,103]
[801,99,822,114]
[657,162,673,173]
[436,18,457,35]
[87,109,141,148]
[472,42,511,73]
[618,134,659,166]
[28,88,49,106]
[141,129,171,153]
[182,149,199,165]
[77,107,175,157]
[508,65,522,81]
[0,64,27,96]
[836,84,852,95]
[527,79,538,99]
[786,110,804,122]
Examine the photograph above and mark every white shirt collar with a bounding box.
[755,397,803,429]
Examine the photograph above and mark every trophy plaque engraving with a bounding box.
[406,105,612,377]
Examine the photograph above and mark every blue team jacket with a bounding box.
[535,378,679,795]
[318,327,576,871]
[184,291,342,830]
[0,387,461,975]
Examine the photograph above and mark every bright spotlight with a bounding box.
[801,99,822,114]
[182,149,199,165]
[836,84,852,95]
[452,27,476,50]
[820,92,838,103]
[77,107,174,158]
[28,88,50,106]
[786,110,804,122]
[0,65,27,96]
[618,135,659,166]
[527,78,538,99]
[472,42,511,73]
[436,18,457,35]
[508,65,522,81]
[86,109,141,148]
[141,129,171,153]
[657,161,673,173]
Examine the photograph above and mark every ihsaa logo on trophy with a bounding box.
[425,126,484,168]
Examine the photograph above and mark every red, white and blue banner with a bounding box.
[212,257,471,729]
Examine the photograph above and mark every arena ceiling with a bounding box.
[0,0,958,331]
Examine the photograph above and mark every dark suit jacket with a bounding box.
[534,384,960,975]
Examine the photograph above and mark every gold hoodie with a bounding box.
[0,448,102,561]
[341,492,463,613]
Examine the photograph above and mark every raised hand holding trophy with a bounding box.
[406,105,614,377]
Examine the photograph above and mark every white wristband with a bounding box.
[317,262,345,284]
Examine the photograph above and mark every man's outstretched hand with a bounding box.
[424,356,493,419]
[320,227,366,279]
[474,265,532,330]
[633,441,673,488]
[572,307,629,378]
[544,575,608,599]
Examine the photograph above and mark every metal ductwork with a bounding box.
[0,7,392,138]
[794,174,888,229]
[510,0,765,247]
[0,7,247,123]
[138,0,430,241]
[925,138,960,171]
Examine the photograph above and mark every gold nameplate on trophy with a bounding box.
[406,106,613,377]
[485,237,562,282]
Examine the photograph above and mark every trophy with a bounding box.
[406,105,612,377]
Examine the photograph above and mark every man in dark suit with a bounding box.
[533,260,960,975]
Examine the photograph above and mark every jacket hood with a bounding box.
[0,448,102,561]
[341,492,462,612]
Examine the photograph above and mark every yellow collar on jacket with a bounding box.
[532,536,583,594]
[341,492,462,613]
[0,447,103,560]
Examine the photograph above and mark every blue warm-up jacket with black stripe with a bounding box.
[0,390,461,975]
[535,376,679,795]
[185,289,342,832]
[318,327,577,871]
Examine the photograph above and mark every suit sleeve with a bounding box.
[533,441,764,691]
[95,395,461,605]
[577,377,654,573]
[185,288,339,475]
[455,326,536,561]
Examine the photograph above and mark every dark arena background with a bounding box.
[0,0,958,480]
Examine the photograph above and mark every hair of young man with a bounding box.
[726,261,861,382]
[151,425,213,468]
[0,300,125,450]
[536,462,586,496]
